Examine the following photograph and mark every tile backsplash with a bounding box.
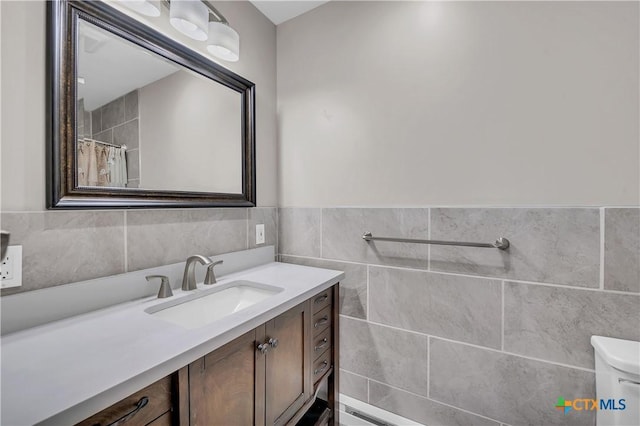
[279,207,640,426]
[0,207,277,296]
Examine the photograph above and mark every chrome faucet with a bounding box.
[181,255,213,291]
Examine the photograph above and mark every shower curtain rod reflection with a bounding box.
[79,137,127,150]
[362,232,510,250]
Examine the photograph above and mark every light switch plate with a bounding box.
[256,224,265,245]
[1,245,22,288]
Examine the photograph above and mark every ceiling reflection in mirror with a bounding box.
[76,19,242,193]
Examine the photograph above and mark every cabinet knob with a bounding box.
[268,338,278,349]
[257,342,269,354]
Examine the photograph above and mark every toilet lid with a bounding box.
[591,336,640,376]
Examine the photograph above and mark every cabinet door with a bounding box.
[188,329,266,426]
[265,301,312,426]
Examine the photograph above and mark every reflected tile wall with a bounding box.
[1,208,277,296]
[278,206,638,424]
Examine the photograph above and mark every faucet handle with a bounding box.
[204,260,224,285]
[146,275,173,298]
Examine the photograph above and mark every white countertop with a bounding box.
[1,261,343,426]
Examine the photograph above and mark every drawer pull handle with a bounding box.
[314,317,329,328]
[315,338,328,352]
[314,294,329,304]
[106,396,149,426]
[314,361,329,375]
[269,337,279,349]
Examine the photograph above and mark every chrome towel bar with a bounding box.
[362,232,510,250]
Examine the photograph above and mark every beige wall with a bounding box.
[277,1,640,207]
[0,0,277,210]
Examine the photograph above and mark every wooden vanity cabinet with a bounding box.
[264,302,313,426]
[188,328,265,425]
[187,300,311,426]
[77,285,339,426]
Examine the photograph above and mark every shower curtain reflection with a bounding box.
[77,139,128,188]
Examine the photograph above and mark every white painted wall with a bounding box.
[277,1,640,207]
[0,0,277,210]
[138,70,242,193]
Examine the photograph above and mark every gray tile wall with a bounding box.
[0,207,277,296]
[91,90,140,186]
[279,207,640,426]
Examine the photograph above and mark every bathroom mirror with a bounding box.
[47,0,256,208]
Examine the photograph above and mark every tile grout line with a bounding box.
[319,208,323,258]
[426,336,430,399]
[423,395,505,425]
[600,207,605,290]
[282,253,640,296]
[123,211,128,272]
[501,280,505,351]
[279,254,639,296]
[340,314,597,373]
[427,207,431,271]
[366,264,370,321]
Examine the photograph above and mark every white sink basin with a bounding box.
[146,280,282,329]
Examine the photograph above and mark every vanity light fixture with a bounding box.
[120,0,161,17]
[170,0,209,41]
[207,21,239,62]
[118,0,241,61]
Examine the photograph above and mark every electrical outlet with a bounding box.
[1,245,22,288]
[256,224,265,245]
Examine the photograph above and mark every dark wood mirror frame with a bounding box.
[46,0,256,209]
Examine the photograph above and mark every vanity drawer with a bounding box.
[147,411,172,426]
[312,306,332,336]
[313,349,332,384]
[76,376,172,426]
[312,288,332,314]
[313,327,332,361]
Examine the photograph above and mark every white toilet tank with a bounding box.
[591,336,640,426]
